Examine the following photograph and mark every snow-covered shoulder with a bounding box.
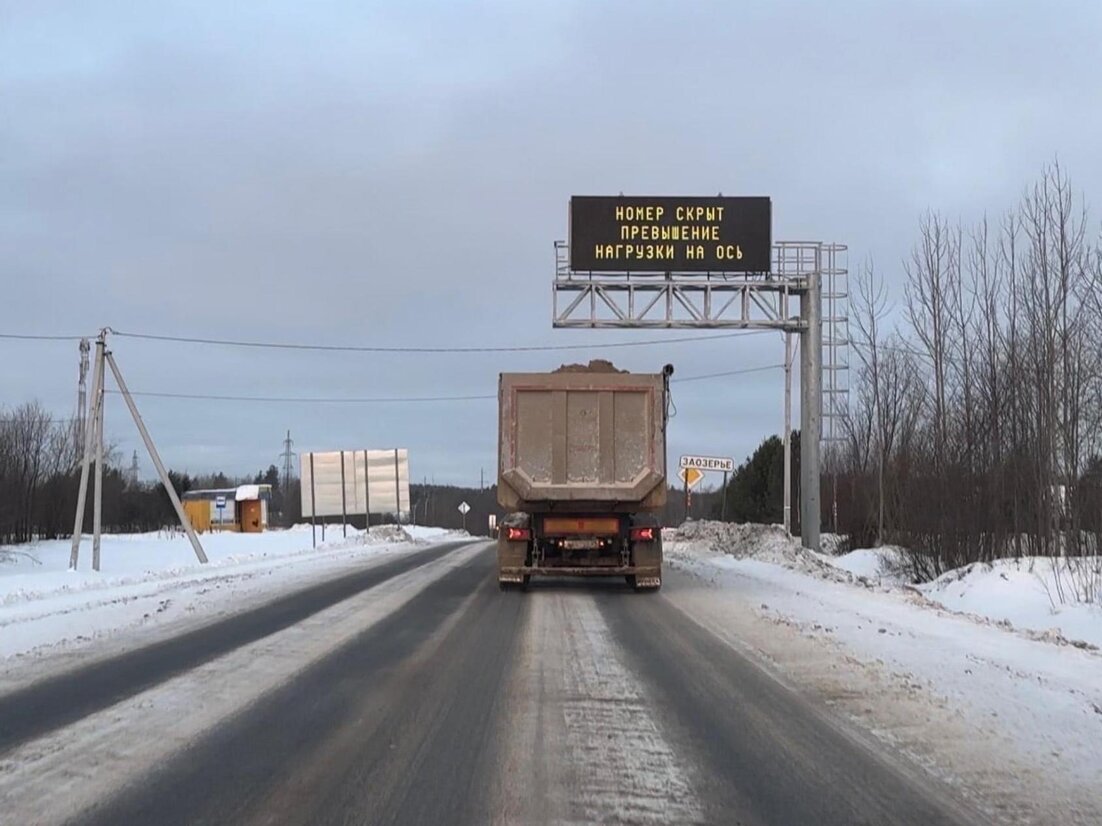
[665,520,1102,648]
[662,520,1102,822]
[0,525,458,665]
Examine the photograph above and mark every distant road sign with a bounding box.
[678,467,705,489]
[215,495,226,509]
[680,455,734,473]
[457,501,471,515]
[569,196,772,273]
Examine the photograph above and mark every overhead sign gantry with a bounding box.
[552,195,849,552]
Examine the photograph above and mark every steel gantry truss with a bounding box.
[552,241,848,551]
[553,240,809,330]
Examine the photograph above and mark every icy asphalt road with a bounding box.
[1,541,985,826]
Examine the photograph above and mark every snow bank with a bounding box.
[404,525,469,542]
[665,521,1102,649]
[663,521,852,583]
[918,557,1102,649]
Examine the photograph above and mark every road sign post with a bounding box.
[678,456,730,525]
[720,471,729,522]
[677,465,706,523]
[457,500,470,531]
[216,495,226,530]
[683,473,689,522]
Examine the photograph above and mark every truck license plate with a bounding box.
[562,539,599,550]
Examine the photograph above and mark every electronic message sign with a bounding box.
[569,196,771,273]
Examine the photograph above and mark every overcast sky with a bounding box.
[3,1,1101,487]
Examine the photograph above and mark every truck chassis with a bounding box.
[497,513,662,592]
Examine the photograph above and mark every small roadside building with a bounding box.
[182,484,272,533]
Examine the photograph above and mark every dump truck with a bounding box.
[497,360,672,591]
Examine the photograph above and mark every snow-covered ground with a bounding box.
[0,541,489,825]
[0,524,462,668]
[664,521,1102,824]
[916,556,1102,649]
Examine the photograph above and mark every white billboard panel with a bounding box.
[300,448,410,519]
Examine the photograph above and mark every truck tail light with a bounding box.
[630,527,656,542]
[506,527,531,542]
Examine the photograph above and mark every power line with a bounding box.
[104,390,496,403]
[673,364,785,383]
[0,332,91,341]
[110,328,772,354]
[99,363,785,405]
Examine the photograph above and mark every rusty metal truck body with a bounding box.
[497,363,670,591]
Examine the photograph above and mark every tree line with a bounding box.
[707,164,1101,601]
[0,405,292,546]
[832,162,1102,588]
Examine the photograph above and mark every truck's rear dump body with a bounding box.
[497,364,667,589]
[497,367,667,513]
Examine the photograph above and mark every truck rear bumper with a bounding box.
[499,565,660,579]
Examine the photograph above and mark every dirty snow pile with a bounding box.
[666,520,1102,650]
[664,521,853,583]
[0,524,459,661]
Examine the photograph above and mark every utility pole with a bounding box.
[91,335,106,571]
[127,450,139,487]
[69,333,104,570]
[71,330,208,569]
[75,338,90,458]
[280,430,295,491]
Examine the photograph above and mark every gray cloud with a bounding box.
[2,1,1100,484]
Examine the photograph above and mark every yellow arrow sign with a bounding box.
[678,466,704,489]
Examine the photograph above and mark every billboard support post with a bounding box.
[368,453,376,530]
[309,452,317,549]
[394,448,401,525]
[340,450,348,538]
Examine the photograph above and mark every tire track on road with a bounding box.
[498,580,705,825]
[70,544,513,826]
[0,539,476,755]
[598,591,985,825]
